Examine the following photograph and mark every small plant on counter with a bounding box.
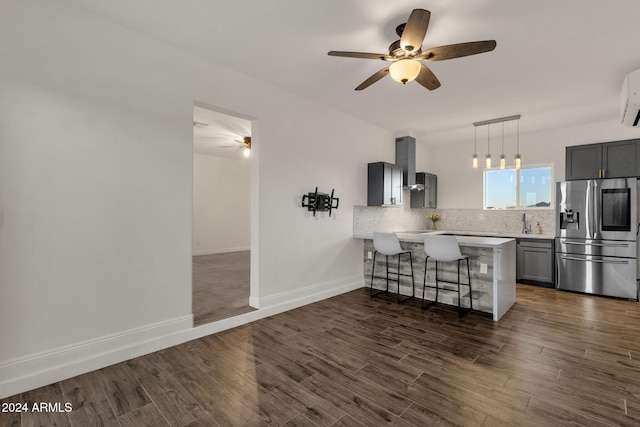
[427,212,442,230]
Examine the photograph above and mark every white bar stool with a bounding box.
[370,232,414,303]
[422,234,473,317]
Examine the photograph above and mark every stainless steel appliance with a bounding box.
[556,178,639,300]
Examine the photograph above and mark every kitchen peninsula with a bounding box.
[355,232,516,320]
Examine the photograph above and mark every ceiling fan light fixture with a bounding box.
[389,59,421,84]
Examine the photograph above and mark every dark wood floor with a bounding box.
[3,284,640,426]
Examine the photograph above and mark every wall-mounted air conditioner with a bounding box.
[621,69,640,127]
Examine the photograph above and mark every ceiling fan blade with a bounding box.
[328,51,392,61]
[415,64,441,90]
[400,9,430,52]
[420,40,497,61]
[355,67,390,91]
[232,136,251,147]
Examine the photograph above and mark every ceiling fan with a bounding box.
[328,9,496,91]
[220,136,252,158]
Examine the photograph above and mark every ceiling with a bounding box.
[193,106,251,158]
[64,0,640,145]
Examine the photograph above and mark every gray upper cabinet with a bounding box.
[565,143,602,180]
[566,138,640,180]
[602,139,640,178]
[410,172,437,208]
[368,162,403,206]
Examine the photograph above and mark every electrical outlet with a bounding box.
[367,251,372,259]
[480,263,488,274]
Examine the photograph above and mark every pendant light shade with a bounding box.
[485,125,491,169]
[514,119,522,169]
[499,122,506,169]
[389,59,421,84]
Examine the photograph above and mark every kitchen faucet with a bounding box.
[522,213,532,234]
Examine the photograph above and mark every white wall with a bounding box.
[193,153,250,255]
[0,0,393,396]
[421,120,640,209]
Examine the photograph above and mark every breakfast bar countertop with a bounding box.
[356,230,517,321]
[434,229,556,240]
[353,231,516,248]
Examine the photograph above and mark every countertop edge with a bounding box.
[354,233,516,248]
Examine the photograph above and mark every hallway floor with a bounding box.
[192,250,254,326]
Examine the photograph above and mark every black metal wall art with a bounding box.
[301,187,339,216]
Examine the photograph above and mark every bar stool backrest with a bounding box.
[424,235,464,262]
[373,232,404,255]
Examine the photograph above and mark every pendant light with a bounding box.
[472,126,479,169]
[514,118,522,169]
[473,114,521,170]
[485,124,492,169]
[499,121,506,169]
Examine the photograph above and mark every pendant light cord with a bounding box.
[517,119,520,153]
[474,126,477,154]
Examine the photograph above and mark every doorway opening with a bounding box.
[192,104,254,325]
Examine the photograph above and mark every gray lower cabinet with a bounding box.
[410,172,437,208]
[516,238,554,287]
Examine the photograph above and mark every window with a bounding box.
[484,165,553,209]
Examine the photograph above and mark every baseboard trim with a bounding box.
[0,315,193,399]
[192,247,250,256]
[0,275,365,399]
[255,274,364,310]
[182,275,365,341]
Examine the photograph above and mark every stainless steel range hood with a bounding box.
[396,136,424,190]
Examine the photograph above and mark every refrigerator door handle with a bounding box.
[560,240,630,248]
[585,180,593,238]
[592,179,601,240]
[560,256,629,265]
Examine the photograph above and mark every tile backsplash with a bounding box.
[354,190,556,235]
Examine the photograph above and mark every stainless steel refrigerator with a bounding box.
[555,178,639,300]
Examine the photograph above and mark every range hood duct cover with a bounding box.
[396,136,424,190]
